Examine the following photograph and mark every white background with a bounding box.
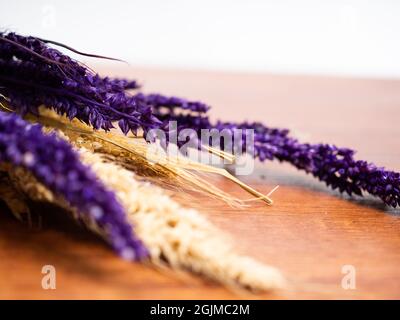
[2,0,400,78]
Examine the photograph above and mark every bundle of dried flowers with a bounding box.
[0,31,281,289]
[0,31,399,293]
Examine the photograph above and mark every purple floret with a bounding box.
[0,111,148,259]
[135,92,210,114]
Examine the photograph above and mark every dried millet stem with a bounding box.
[0,170,31,221]
[4,165,107,237]
[5,145,285,291]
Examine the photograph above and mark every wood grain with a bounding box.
[1,67,399,299]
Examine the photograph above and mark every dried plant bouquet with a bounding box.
[0,32,399,292]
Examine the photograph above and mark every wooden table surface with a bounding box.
[1,66,400,299]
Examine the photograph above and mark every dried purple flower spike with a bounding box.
[153,109,400,208]
[0,32,160,136]
[0,111,147,259]
[235,121,400,208]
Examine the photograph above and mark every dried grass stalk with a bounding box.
[31,108,274,206]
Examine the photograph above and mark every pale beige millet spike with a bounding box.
[3,147,285,291]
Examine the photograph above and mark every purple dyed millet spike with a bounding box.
[0,111,148,259]
[0,32,155,136]
[154,112,400,208]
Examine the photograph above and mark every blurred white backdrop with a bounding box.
[2,0,400,78]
